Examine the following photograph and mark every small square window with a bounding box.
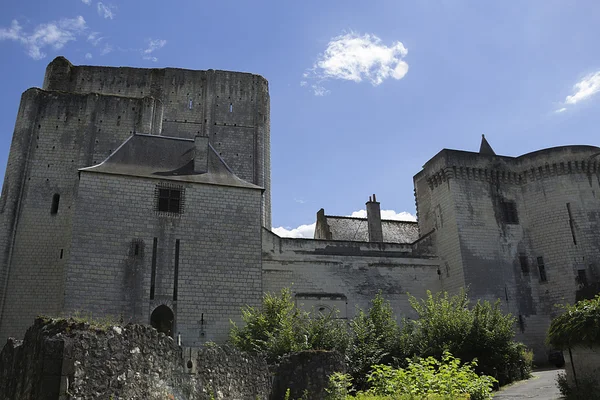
[501,201,519,224]
[156,186,183,214]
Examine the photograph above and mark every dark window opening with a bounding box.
[59,249,64,259]
[519,255,529,274]
[537,257,547,282]
[150,238,157,299]
[134,244,139,256]
[567,203,577,245]
[157,187,182,213]
[577,269,588,287]
[518,315,525,332]
[150,305,174,337]
[501,200,518,224]
[50,194,60,215]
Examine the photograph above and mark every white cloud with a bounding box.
[272,209,416,239]
[85,52,92,59]
[349,209,417,221]
[87,32,103,46]
[555,107,567,113]
[81,0,91,5]
[142,38,166,61]
[100,43,112,55]
[0,16,87,60]
[312,84,330,97]
[303,31,409,95]
[272,223,316,239]
[97,2,116,19]
[565,71,600,105]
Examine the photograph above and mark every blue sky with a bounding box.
[1,1,600,237]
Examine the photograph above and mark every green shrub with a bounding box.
[229,288,348,363]
[347,292,399,390]
[405,289,531,386]
[548,294,600,349]
[326,352,493,400]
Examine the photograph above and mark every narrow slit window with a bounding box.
[229,103,233,112]
[537,257,547,282]
[188,99,193,109]
[59,249,64,259]
[567,203,577,245]
[50,193,60,215]
[519,255,529,274]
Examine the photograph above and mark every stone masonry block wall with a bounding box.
[564,346,600,388]
[0,317,273,400]
[271,351,346,400]
[42,56,271,228]
[262,229,442,320]
[414,158,466,294]
[416,146,600,362]
[0,89,159,340]
[65,172,263,346]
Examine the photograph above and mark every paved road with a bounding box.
[494,369,564,399]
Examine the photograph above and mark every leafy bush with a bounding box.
[326,352,494,400]
[229,288,348,363]
[346,292,400,390]
[404,290,531,386]
[548,294,600,349]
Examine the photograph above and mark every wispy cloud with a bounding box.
[303,31,409,95]
[85,52,92,59]
[81,0,91,5]
[87,32,103,46]
[272,209,416,238]
[0,16,87,60]
[100,43,112,55]
[142,38,166,62]
[97,2,116,19]
[556,71,600,112]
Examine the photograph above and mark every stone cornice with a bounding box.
[426,157,600,189]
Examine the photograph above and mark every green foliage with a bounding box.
[547,295,600,349]
[404,289,531,386]
[229,288,348,363]
[326,352,494,400]
[347,292,399,390]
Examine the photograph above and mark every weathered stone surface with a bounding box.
[0,318,272,400]
[270,350,346,400]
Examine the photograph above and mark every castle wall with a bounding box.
[42,57,271,228]
[0,89,160,339]
[415,146,600,362]
[65,172,263,345]
[261,229,441,320]
[414,156,466,294]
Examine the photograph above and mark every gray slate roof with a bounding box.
[80,133,261,190]
[325,216,419,244]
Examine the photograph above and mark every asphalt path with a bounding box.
[494,369,564,399]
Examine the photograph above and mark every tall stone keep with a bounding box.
[0,57,271,339]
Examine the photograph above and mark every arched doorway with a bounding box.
[150,305,174,337]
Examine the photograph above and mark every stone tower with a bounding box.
[0,57,271,339]
[413,136,600,361]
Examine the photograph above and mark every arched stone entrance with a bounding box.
[150,305,174,337]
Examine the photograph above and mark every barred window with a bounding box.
[155,185,184,214]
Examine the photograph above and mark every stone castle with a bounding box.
[0,57,598,363]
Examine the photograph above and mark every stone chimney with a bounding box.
[194,136,209,174]
[366,194,383,242]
